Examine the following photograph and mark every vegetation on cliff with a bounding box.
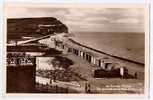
[7,17,68,40]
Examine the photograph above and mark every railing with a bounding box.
[7,57,36,66]
[35,82,69,93]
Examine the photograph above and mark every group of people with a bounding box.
[120,67,137,79]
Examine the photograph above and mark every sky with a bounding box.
[5,5,145,33]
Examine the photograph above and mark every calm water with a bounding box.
[73,32,144,63]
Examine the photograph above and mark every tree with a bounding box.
[51,58,61,69]
[51,56,73,70]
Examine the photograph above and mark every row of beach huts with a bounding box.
[38,33,145,79]
[42,33,121,70]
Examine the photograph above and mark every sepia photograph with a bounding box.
[4,3,149,95]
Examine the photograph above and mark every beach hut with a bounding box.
[91,57,96,64]
[78,50,82,57]
[67,47,72,53]
[61,40,72,54]
[76,49,79,56]
[86,53,89,62]
[80,51,84,58]
[95,58,101,67]
[85,53,88,61]
[72,48,75,55]
[88,54,92,63]
[99,57,117,70]
[89,52,99,65]
[73,48,76,54]
[74,49,76,55]
[82,52,92,63]
[94,57,106,68]
[62,44,69,54]
[76,45,86,58]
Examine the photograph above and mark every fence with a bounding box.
[35,82,68,93]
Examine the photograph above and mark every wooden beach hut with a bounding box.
[84,52,92,63]
[80,51,83,57]
[98,57,118,70]
[61,43,69,54]
[90,52,100,65]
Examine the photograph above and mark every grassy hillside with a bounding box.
[7,17,68,40]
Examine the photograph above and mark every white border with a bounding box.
[1,0,152,100]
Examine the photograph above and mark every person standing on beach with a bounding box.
[50,78,52,84]
[134,72,137,79]
[85,82,88,93]
[87,83,91,93]
[85,82,91,93]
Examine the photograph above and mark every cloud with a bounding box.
[5,5,145,33]
[64,20,105,32]
[6,7,28,18]
[111,18,140,24]
[84,17,109,22]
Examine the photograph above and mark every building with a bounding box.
[36,57,56,70]
[7,56,36,93]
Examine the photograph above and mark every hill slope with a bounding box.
[7,17,68,40]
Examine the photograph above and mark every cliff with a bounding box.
[7,17,68,40]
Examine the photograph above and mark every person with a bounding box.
[87,83,91,93]
[50,79,52,84]
[85,82,91,93]
[85,83,88,93]
[134,72,137,79]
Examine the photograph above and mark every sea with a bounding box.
[72,32,144,64]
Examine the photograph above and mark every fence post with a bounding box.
[66,87,68,93]
[46,83,48,92]
[56,85,58,93]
